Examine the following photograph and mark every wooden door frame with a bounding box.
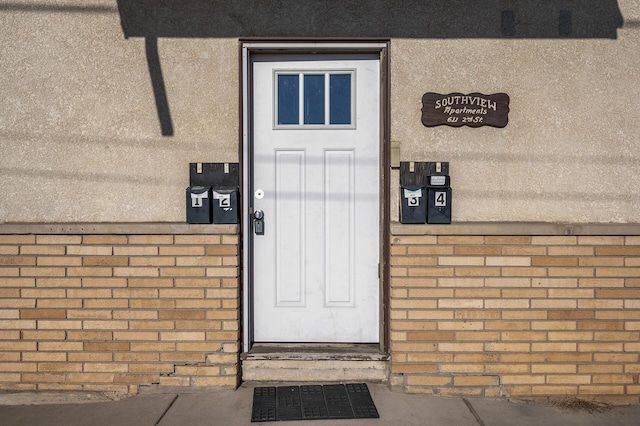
[239,40,391,354]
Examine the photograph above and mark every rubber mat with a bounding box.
[251,383,379,422]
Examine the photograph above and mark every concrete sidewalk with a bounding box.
[1,383,639,426]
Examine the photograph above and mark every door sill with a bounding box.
[241,343,388,361]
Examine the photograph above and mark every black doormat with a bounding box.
[251,383,379,422]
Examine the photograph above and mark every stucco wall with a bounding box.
[1,1,639,223]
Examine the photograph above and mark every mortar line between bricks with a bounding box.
[154,394,179,426]
[463,398,486,426]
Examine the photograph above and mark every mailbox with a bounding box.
[427,167,451,224]
[186,186,212,224]
[212,188,239,224]
[400,185,427,224]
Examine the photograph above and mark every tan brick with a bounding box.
[19,267,66,277]
[407,245,453,255]
[67,267,113,277]
[578,299,623,309]
[113,246,159,256]
[580,257,624,267]
[486,257,531,267]
[82,235,128,245]
[438,343,483,352]
[578,364,623,374]
[158,289,206,300]
[35,278,81,287]
[160,332,205,341]
[113,267,159,277]
[81,278,127,287]
[129,320,174,330]
[531,342,577,352]
[531,300,577,309]
[406,375,451,386]
[67,246,113,256]
[39,341,83,351]
[129,256,175,267]
[0,256,36,266]
[501,331,547,341]
[205,267,238,277]
[454,288,499,298]
[439,363,484,374]
[82,256,128,267]
[157,267,205,277]
[483,236,530,245]
[578,343,623,352]
[0,235,35,244]
[454,375,499,386]
[38,363,83,373]
[483,278,530,288]
[128,235,173,245]
[485,299,530,309]
[174,235,221,245]
[432,278,480,289]
[113,310,157,320]
[578,385,624,395]
[37,299,82,308]
[502,267,547,277]
[594,331,638,341]
[437,322,483,331]
[84,299,128,309]
[548,267,594,277]
[501,375,546,385]
[113,289,159,299]
[21,309,66,319]
[130,299,175,309]
[455,267,501,277]
[597,267,640,277]
[84,320,128,330]
[66,331,113,341]
[22,352,67,362]
[128,363,175,373]
[159,246,205,256]
[392,235,436,245]
[548,310,594,320]
[437,299,483,309]
[485,321,530,330]
[36,235,81,245]
[68,352,113,362]
[205,245,238,256]
[546,375,591,384]
[67,310,112,320]
[113,331,159,341]
[20,245,66,255]
[454,310,500,320]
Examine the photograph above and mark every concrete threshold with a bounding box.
[241,343,389,382]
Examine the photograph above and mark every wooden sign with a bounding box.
[421,93,510,128]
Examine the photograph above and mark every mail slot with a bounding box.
[427,172,452,224]
[186,186,212,224]
[212,187,239,224]
[400,185,427,224]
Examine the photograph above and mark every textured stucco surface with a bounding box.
[1,1,639,223]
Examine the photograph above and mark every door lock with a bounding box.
[253,210,265,235]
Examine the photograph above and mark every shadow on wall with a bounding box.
[113,0,624,136]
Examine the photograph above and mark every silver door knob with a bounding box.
[254,210,264,220]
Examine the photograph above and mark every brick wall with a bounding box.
[390,230,640,404]
[0,225,240,395]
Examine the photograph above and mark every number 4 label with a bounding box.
[435,191,447,207]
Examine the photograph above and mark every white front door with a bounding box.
[251,53,380,343]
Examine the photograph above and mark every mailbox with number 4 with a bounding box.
[427,166,451,224]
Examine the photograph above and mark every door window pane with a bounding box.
[330,74,351,125]
[303,74,325,125]
[277,74,299,125]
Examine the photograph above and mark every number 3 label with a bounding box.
[435,192,447,207]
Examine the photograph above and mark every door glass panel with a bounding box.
[303,74,325,125]
[329,74,351,125]
[277,74,299,125]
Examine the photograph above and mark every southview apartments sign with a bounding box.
[421,92,510,128]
